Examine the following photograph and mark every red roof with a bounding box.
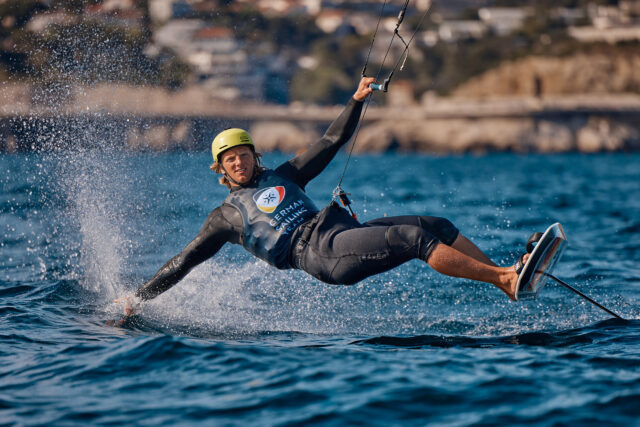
[194,27,234,39]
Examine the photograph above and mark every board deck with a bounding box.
[515,223,567,301]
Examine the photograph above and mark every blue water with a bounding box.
[2,151,639,425]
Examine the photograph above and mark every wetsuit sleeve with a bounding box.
[134,206,239,301]
[274,97,364,188]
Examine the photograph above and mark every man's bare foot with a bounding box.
[497,254,530,301]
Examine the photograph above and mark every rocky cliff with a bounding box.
[452,52,640,98]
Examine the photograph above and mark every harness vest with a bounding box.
[223,170,319,269]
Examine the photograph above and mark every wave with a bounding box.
[352,318,637,348]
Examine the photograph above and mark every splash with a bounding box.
[4,7,166,302]
[55,148,133,300]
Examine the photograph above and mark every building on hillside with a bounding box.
[190,1,218,14]
[316,8,384,36]
[152,19,202,52]
[568,2,640,43]
[478,7,531,36]
[321,0,404,15]
[26,11,76,33]
[84,1,145,27]
[620,0,640,16]
[420,30,438,47]
[233,0,321,16]
[432,0,491,20]
[588,3,633,29]
[149,0,195,24]
[190,26,264,100]
[190,27,244,76]
[149,19,280,101]
[438,20,487,42]
[568,25,640,43]
[414,0,432,12]
[315,9,347,33]
[551,8,586,25]
[90,0,136,11]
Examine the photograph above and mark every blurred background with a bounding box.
[1,0,639,153]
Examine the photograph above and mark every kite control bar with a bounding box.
[370,79,390,92]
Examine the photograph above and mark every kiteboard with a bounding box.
[515,223,567,301]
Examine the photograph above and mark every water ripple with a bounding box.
[2,152,639,425]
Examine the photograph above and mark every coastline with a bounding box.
[1,83,639,153]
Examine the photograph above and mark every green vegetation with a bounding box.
[0,0,186,89]
[290,0,638,102]
[291,35,370,104]
[0,0,637,104]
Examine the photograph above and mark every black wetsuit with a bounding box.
[135,98,459,301]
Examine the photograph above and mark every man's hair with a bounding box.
[210,151,266,189]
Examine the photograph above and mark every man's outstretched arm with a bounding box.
[116,207,238,314]
[275,77,375,188]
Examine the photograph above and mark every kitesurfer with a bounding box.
[116,77,527,317]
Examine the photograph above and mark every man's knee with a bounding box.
[385,225,439,261]
[418,216,459,246]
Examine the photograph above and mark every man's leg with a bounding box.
[451,234,497,267]
[366,215,498,267]
[427,242,518,300]
[304,223,434,285]
[304,222,519,299]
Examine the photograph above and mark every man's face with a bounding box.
[220,145,256,185]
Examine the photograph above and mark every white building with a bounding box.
[588,4,632,29]
[478,7,531,36]
[149,0,194,24]
[26,12,76,32]
[233,0,321,16]
[551,8,586,25]
[151,20,269,100]
[438,20,487,42]
[315,9,346,33]
[569,26,640,43]
[569,2,640,44]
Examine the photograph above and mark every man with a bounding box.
[116,77,526,317]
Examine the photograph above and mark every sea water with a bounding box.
[2,151,639,425]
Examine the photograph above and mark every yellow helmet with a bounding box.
[211,128,254,163]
